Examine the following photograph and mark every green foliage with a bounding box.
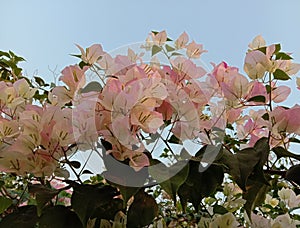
[127,189,158,227]
[39,205,83,228]
[0,205,38,228]
[68,181,120,226]
[273,68,291,80]
[0,197,12,214]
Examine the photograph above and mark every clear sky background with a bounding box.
[2,0,300,174]
[2,0,300,81]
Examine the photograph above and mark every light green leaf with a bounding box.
[81,81,102,93]
[165,44,175,52]
[0,196,13,214]
[151,45,162,56]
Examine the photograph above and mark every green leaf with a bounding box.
[91,198,123,221]
[272,147,300,160]
[149,160,189,204]
[82,169,93,175]
[0,196,12,214]
[213,205,228,215]
[273,69,290,80]
[34,76,46,87]
[262,113,269,120]
[289,137,300,144]
[0,51,10,58]
[285,164,300,186]
[274,43,281,53]
[168,134,180,144]
[170,52,182,57]
[257,46,267,54]
[235,148,260,190]
[69,160,81,169]
[69,181,120,226]
[127,190,158,227]
[39,205,83,228]
[247,95,266,103]
[243,179,270,220]
[79,61,89,69]
[101,151,148,205]
[28,184,60,216]
[151,45,162,56]
[165,44,175,52]
[70,54,82,59]
[178,163,224,212]
[0,205,38,228]
[265,84,272,94]
[81,81,102,93]
[220,138,270,191]
[275,52,293,60]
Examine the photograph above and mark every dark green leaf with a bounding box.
[0,180,4,189]
[0,196,13,214]
[79,61,89,69]
[81,81,102,93]
[273,69,290,80]
[69,160,81,169]
[165,44,175,52]
[91,198,123,221]
[168,134,180,144]
[101,151,148,205]
[247,95,266,103]
[70,54,82,59]
[257,46,267,54]
[0,51,10,58]
[0,205,38,228]
[152,45,162,56]
[274,44,281,54]
[213,205,228,215]
[28,184,59,216]
[82,169,93,175]
[243,179,270,220]
[34,76,46,86]
[289,137,300,144]
[39,205,83,228]
[235,148,260,190]
[151,30,159,35]
[149,160,189,204]
[272,147,300,160]
[265,84,272,94]
[178,163,224,212]
[262,113,269,120]
[127,190,158,227]
[285,164,300,186]
[275,52,293,60]
[69,181,119,226]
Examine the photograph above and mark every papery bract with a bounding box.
[175,32,189,49]
[244,50,272,79]
[60,65,87,93]
[151,30,167,46]
[186,41,207,59]
[271,86,291,103]
[76,44,105,65]
[248,35,266,50]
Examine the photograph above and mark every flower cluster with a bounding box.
[1,31,300,227]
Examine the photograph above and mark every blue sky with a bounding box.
[2,0,300,82]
